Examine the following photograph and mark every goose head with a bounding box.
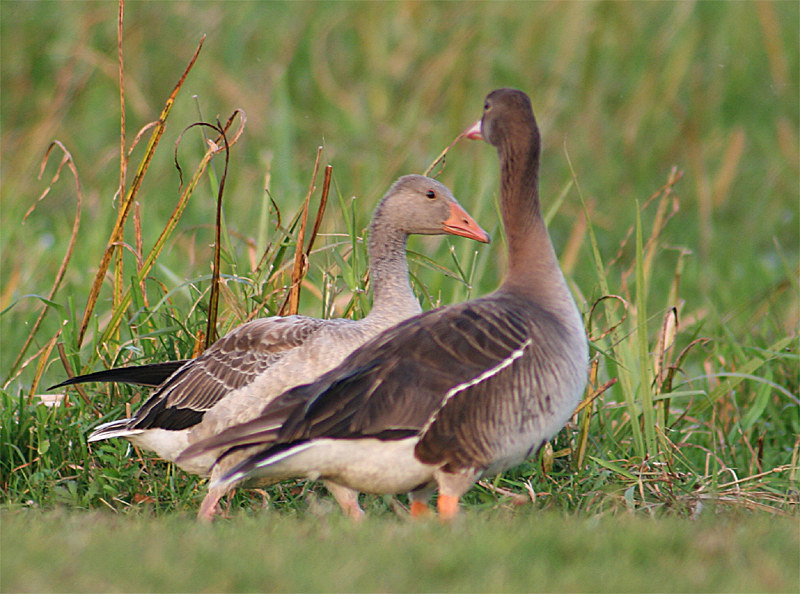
[464,88,540,159]
[374,175,490,243]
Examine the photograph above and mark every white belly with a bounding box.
[127,428,212,476]
[239,437,435,495]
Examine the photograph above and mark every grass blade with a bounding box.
[635,199,657,457]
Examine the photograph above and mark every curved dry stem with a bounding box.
[174,109,246,189]
[424,130,469,178]
[96,110,245,347]
[174,110,245,347]
[176,118,233,347]
[587,294,629,342]
[5,142,82,388]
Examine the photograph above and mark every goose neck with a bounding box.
[363,218,420,321]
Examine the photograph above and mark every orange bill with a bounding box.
[442,201,490,243]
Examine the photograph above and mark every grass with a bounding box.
[2,509,798,592]
[0,1,798,589]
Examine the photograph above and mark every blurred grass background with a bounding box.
[3,2,796,377]
[1,2,798,585]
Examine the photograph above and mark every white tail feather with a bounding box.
[87,419,141,442]
[212,441,316,489]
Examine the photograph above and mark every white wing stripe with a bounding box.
[212,441,316,489]
[423,338,532,433]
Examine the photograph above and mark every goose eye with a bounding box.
[425,190,436,199]
[484,101,490,111]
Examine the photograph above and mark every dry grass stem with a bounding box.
[185,119,236,347]
[280,146,324,316]
[5,142,82,387]
[306,165,332,260]
[112,0,127,331]
[423,130,469,178]
[586,295,629,343]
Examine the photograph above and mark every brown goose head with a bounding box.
[465,89,540,178]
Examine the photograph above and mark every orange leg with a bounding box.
[410,500,432,518]
[437,494,460,520]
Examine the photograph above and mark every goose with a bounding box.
[53,174,489,520]
[178,88,589,520]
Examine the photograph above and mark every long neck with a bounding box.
[362,214,421,322]
[497,134,568,304]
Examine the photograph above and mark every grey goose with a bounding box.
[178,89,589,519]
[53,174,489,521]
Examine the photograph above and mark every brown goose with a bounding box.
[55,175,489,520]
[178,89,588,519]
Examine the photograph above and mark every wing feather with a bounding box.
[130,316,327,431]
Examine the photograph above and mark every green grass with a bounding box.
[2,509,798,592]
[0,1,798,587]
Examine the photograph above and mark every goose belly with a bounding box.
[479,382,584,479]
[126,428,213,475]
[252,437,434,495]
[479,433,546,478]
